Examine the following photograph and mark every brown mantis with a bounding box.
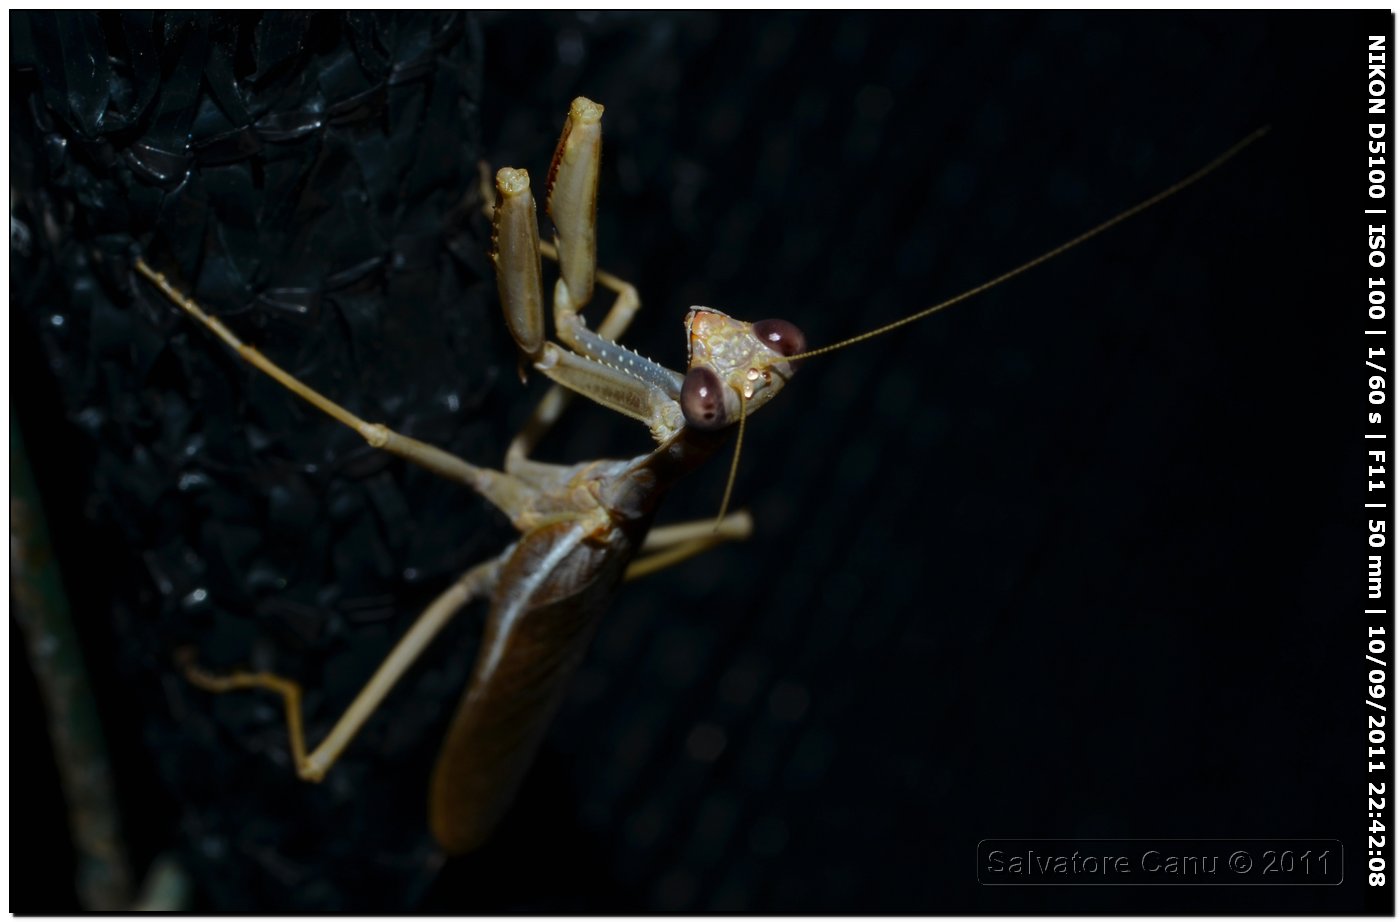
[135,97,1265,855]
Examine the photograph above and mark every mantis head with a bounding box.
[679,308,806,431]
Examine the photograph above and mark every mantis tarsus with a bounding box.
[138,97,1265,854]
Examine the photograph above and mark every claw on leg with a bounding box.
[546,97,603,317]
[492,168,546,362]
[493,98,683,452]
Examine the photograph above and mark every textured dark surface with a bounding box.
[11,10,1384,913]
[12,12,497,911]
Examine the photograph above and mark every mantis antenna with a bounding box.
[780,125,1271,364]
[714,390,747,529]
[716,126,1271,523]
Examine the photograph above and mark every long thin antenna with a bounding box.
[783,126,1270,364]
[714,390,747,531]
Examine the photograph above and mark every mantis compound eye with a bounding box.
[680,366,729,430]
[752,318,806,357]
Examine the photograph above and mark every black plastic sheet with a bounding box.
[13,11,496,911]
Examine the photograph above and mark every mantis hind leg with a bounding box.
[624,510,755,581]
[183,557,502,782]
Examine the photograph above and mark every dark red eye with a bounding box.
[752,318,806,357]
[680,367,728,430]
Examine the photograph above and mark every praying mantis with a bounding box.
[135,94,1266,856]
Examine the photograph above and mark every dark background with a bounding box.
[10,10,1390,913]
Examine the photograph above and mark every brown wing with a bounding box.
[428,520,629,854]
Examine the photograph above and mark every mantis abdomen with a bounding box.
[428,520,633,854]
